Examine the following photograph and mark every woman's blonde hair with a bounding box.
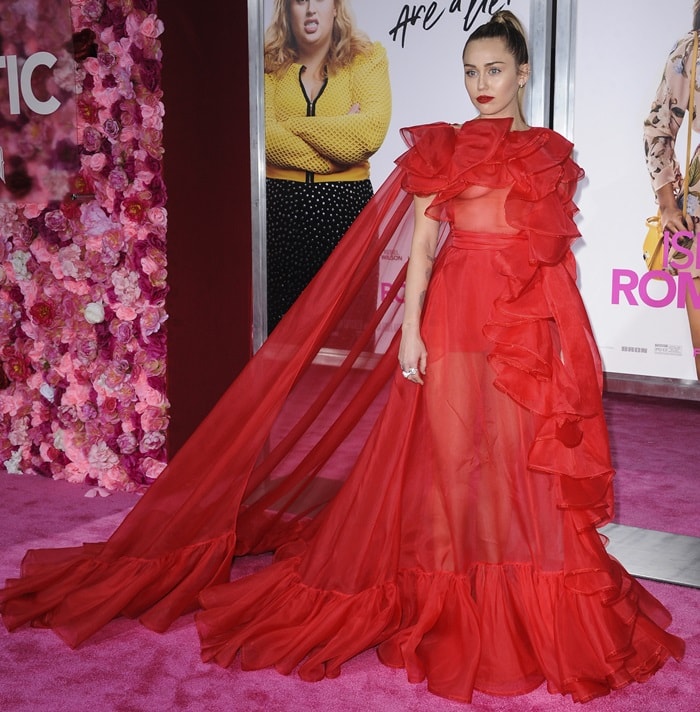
[264,0,371,75]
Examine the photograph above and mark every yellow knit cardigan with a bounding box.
[265,42,391,182]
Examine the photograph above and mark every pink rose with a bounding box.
[139,430,165,453]
[141,15,164,39]
[117,431,138,454]
[146,206,166,227]
[142,456,166,480]
[85,153,107,172]
[98,467,132,491]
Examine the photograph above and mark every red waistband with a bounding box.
[450,229,527,250]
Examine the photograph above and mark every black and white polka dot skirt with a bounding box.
[266,178,374,331]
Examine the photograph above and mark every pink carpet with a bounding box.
[1,393,698,711]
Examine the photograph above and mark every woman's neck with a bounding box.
[297,42,331,77]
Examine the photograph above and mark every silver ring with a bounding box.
[402,367,418,379]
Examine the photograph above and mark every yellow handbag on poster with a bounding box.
[644,30,698,276]
[642,214,665,272]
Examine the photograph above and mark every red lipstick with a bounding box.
[476,95,494,104]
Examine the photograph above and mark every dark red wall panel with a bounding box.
[160,3,253,454]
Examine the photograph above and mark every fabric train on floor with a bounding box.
[1,118,684,704]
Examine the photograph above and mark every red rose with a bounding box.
[3,354,32,382]
[78,99,100,125]
[122,197,147,223]
[29,300,56,327]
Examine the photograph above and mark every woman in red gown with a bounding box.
[1,11,684,704]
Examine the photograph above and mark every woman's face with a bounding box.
[462,37,528,120]
[289,0,337,53]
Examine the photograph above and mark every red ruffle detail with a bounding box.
[1,532,236,648]
[197,555,684,704]
[398,118,583,268]
[1,118,685,706]
[400,118,613,531]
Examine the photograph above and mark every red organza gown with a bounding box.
[0,118,684,703]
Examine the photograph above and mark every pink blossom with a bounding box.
[44,210,68,233]
[57,405,78,426]
[146,206,166,228]
[21,204,43,220]
[135,352,166,377]
[141,407,169,433]
[82,126,103,152]
[108,38,134,71]
[88,440,120,471]
[142,456,166,480]
[115,305,138,321]
[39,441,61,462]
[62,381,92,407]
[110,319,134,344]
[57,462,89,484]
[98,466,133,491]
[117,431,138,454]
[139,430,165,454]
[51,244,83,280]
[141,15,164,39]
[140,306,165,337]
[108,167,129,192]
[83,57,100,77]
[83,153,108,172]
[75,339,98,366]
[80,202,116,237]
[112,269,141,304]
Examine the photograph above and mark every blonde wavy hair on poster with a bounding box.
[264,0,372,75]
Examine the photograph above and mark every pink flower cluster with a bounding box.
[0,0,168,490]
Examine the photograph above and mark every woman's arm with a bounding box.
[643,34,695,229]
[265,72,334,173]
[398,195,439,385]
[285,43,392,167]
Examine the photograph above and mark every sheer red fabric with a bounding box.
[1,118,684,703]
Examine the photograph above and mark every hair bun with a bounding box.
[489,10,527,42]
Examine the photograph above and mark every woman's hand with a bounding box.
[660,204,690,235]
[399,325,427,385]
[657,183,691,234]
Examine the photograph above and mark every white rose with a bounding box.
[11,251,30,280]
[84,301,105,324]
[53,429,66,451]
[3,449,22,474]
[40,383,56,402]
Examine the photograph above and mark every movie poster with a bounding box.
[568,0,700,380]
[257,0,536,343]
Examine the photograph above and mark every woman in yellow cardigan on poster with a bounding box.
[264,0,391,331]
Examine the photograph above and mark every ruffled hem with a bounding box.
[196,557,684,704]
[0,531,236,648]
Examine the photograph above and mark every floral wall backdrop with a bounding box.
[0,0,168,491]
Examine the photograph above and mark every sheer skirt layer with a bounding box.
[196,233,684,703]
[1,120,684,703]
